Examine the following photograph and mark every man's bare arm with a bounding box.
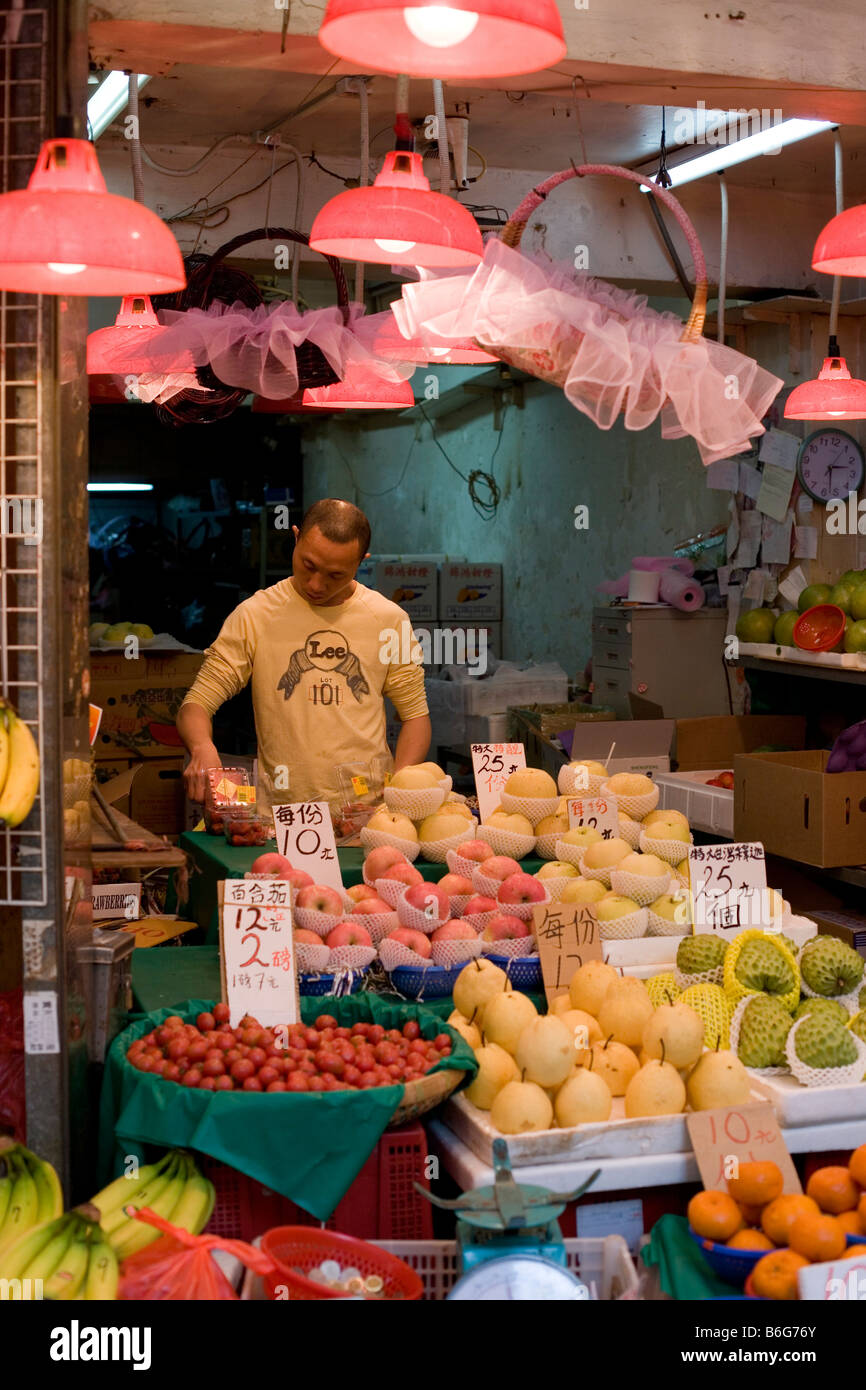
[393,714,432,770]
[177,702,222,803]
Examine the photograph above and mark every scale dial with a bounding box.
[446,1255,590,1302]
[797,428,865,504]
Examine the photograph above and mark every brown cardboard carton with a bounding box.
[91,651,202,759]
[100,758,186,836]
[675,715,806,771]
[735,749,866,868]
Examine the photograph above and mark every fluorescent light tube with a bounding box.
[87,482,154,492]
[88,72,152,140]
[639,117,835,190]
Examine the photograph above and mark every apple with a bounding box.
[482,913,531,941]
[480,855,523,882]
[642,816,690,843]
[387,927,433,959]
[294,928,324,945]
[559,878,607,905]
[559,825,603,849]
[458,840,495,864]
[380,861,424,887]
[367,808,418,841]
[418,811,474,841]
[347,883,379,903]
[327,921,374,948]
[503,768,557,799]
[296,884,344,915]
[351,895,391,915]
[581,838,631,871]
[249,852,302,880]
[498,873,547,905]
[536,860,579,880]
[535,813,570,837]
[431,918,478,942]
[438,872,474,896]
[464,894,498,915]
[605,772,655,797]
[363,846,408,880]
[594,892,641,921]
[389,766,441,790]
[405,881,450,921]
[618,852,668,877]
[485,809,535,836]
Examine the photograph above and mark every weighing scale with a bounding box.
[416,1139,601,1300]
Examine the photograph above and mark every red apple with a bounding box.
[431,918,478,942]
[482,912,532,941]
[296,884,344,915]
[404,881,450,922]
[497,872,547,905]
[387,927,433,959]
[380,861,424,887]
[438,872,474,897]
[351,895,390,915]
[482,855,523,882]
[293,928,324,945]
[326,921,374,948]
[464,894,498,916]
[346,883,379,903]
[364,846,408,881]
[249,853,307,882]
[458,840,495,864]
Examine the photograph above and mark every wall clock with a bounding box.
[797,428,865,504]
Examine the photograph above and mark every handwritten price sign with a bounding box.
[566,795,619,840]
[686,1102,801,1194]
[218,878,299,1029]
[533,901,603,1003]
[688,842,768,934]
[471,743,526,823]
[271,800,343,892]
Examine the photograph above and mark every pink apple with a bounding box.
[380,861,424,887]
[404,881,450,922]
[438,873,474,896]
[249,853,309,883]
[295,884,344,915]
[364,846,408,881]
[482,913,532,941]
[498,873,547,905]
[347,883,378,904]
[387,927,433,959]
[458,839,495,864]
[431,918,479,942]
[326,921,373,948]
[293,928,324,945]
[464,895,498,915]
[481,855,523,882]
[351,895,391,915]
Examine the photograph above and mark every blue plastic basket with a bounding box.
[389,962,464,1000]
[688,1227,770,1285]
[300,966,369,997]
[847,1232,866,1247]
[486,953,543,992]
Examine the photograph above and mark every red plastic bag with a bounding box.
[119,1207,276,1301]
[0,989,25,1141]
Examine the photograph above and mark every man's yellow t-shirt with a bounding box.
[181,579,428,814]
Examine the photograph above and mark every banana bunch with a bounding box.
[0,698,40,828]
[89,1149,215,1259]
[0,1138,63,1258]
[0,1204,118,1300]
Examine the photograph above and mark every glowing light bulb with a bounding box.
[374,238,417,254]
[827,411,847,417]
[47,262,87,274]
[403,5,479,47]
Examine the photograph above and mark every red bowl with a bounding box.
[793,604,847,652]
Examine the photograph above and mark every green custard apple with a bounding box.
[793,997,850,1026]
[735,937,797,997]
[793,1012,859,1070]
[849,1011,866,1045]
[737,995,793,1068]
[677,934,727,978]
[800,937,864,998]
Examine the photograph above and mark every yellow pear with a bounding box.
[624,1059,687,1117]
[554,1068,612,1127]
[549,994,573,1018]
[588,1039,641,1096]
[641,1002,705,1069]
[453,958,510,1022]
[481,991,538,1055]
[559,878,607,905]
[568,959,618,1015]
[597,978,654,1047]
[514,1015,575,1088]
[557,1008,603,1063]
[447,1009,482,1050]
[463,1042,519,1110]
[490,1080,554,1135]
[686,1050,752,1111]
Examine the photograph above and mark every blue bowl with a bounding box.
[486,953,543,992]
[389,962,464,1000]
[688,1227,770,1285]
[847,1232,866,1248]
[300,966,369,997]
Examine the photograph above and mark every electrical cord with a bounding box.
[418,402,503,519]
[141,133,249,177]
[334,436,417,497]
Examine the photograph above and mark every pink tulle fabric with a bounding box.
[394,239,783,464]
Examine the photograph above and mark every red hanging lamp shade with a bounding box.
[812,204,866,276]
[303,367,415,409]
[318,0,566,78]
[784,342,866,420]
[310,150,483,267]
[87,294,190,374]
[0,138,186,295]
[366,310,496,364]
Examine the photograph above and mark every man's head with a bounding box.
[291,499,371,607]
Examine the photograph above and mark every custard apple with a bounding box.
[677,934,727,977]
[793,1012,859,1070]
[849,1010,866,1045]
[735,936,797,996]
[793,997,849,1026]
[737,995,792,1068]
[800,937,864,998]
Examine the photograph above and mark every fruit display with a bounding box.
[125,1006,454,1092]
[0,1204,118,1301]
[204,767,260,836]
[734,568,866,659]
[0,697,40,829]
[359,762,481,864]
[88,1149,214,1257]
[90,620,155,645]
[0,1138,63,1258]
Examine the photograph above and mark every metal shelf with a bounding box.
[734,656,866,686]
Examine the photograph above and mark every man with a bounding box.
[177,498,431,816]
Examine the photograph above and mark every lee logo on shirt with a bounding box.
[278,629,370,704]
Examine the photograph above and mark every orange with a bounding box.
[849,1144,866,1190]
[837,1209,865,1237]
[688,1189,744,1242]
[845,1244,866,1257]
[726,1228,774,1251]
[727,1161,784,1208]
[806,1166,861,1214]
[751,1249,809,1301]
[789,1211,847,1263]
[860,1193,866,1229]
[737,1200,766,1227]
[761,1194,821,1246]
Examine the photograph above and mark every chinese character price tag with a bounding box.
[219,879,299,1029]
[471,743,526,824]
[687,1102,801,1194]
[688,842,768,934]
[566,795,619,840]
[271,800,343,892]
[532,901,603,1003]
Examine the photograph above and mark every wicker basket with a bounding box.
[389,1068,465,1127]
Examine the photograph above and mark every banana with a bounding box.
[0,1153,40,1256]
[18,1216,77,1288]
[22,1148,64,1224]
[0,701,11,794]
[0,1219,59,1287]
[42,1222,92,1300]
[0,701,39,828]
[111,1157,189,1260]
[101,1153,181,1239]
[89,1151,174,1223]
[0,1143,20,1230]
[82,1236,119,1301]
[163,1163,215,1238]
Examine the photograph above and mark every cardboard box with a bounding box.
[100,758,187,836]
[360,554,466,593]
[674,715,807,771]
[805,909,866,959]
[735,750,866,868]
[373,561,438,621]
[91,651,202,759]
[568,720,676,778]
[439,563,503,621]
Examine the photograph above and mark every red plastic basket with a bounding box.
[260,1226,424,1301]
[202,1123,433,1243]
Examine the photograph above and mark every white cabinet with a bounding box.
[591,606,733,718]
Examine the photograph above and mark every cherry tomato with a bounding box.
[248,1047,267,1068]
[196,1012,216,1032]
[351,1023,370,1038]
[385,1029,403,1045]
[358,1073,379,1088]
[230,1058,255,1082]
[343,1065,362,1086]
[163,1062,181,1082]
[212,1002,231,1025]
[334,1027,352,1040]
[367,1025,385,1045]
[317,1052,344,1076]
[224,1047,244,1066]
[304,1029,320,1049]
[298,1060,317,1076]
[164,1015,185,1030]
[374,1042,400,1065]
[240,1027,264,1047]
[199,1076,217,1091]
[186,1039,209,1063]
[212,1032,235,1053]
[257,1064,280,1087]
[307,1075,327,1091]
[402,1020,421,1041]
[214,1074,234,1091]
[286,1072,310,1093]
[320,1074,338,1091]
[386,1063,404,1079]
[166,1036,189,1062]
[202,1055,226,1078]
[182,1068,203,1087]
[356,1054,376,1073]
[266,1080,287,1092]
[242,1076,263,1092]
[315,1014,338,1031]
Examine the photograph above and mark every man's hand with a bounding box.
[184,742,222,804]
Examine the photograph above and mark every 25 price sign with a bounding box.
[471,742,526,822]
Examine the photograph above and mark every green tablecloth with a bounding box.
[173,831,545,944]
[642,1215,744,1300]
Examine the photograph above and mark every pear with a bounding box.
[555,1067,613,1127]
[549,994,574,1018]
[569,959,618,1015]
[490,1080,554,1135]
[514,1015,575,1088]
[447,1009,482,1051]
[463,1042,519,1110]
[556,1008,603,1064]
[589,1038,641,1096]
[481,991,538,1055]
[597,978,654,1048]
[642,1002,705,1069]
[624,1058,687,1117]
[686,1049,752,1111]
[453,958,510,1022]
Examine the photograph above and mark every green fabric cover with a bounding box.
[642,1214,741,1300]
[100,995,477,1222]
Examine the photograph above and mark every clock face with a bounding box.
[798,429,865,504]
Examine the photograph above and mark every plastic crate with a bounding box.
[202,1122,433,1243]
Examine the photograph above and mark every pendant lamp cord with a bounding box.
[355,77,370,305]
[127,72,145,204]
[432,78,450,195]
[829,129,843,347]
[717,173,728,344]
[654,108,673,189]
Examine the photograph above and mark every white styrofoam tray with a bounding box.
[654,769,733,837]
[747,1070,866,1128]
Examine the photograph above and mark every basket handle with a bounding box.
[501,165,707,344]
[190,226,350,311]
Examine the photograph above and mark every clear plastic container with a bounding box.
[205,766,255,835]
[223,805,270,848]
